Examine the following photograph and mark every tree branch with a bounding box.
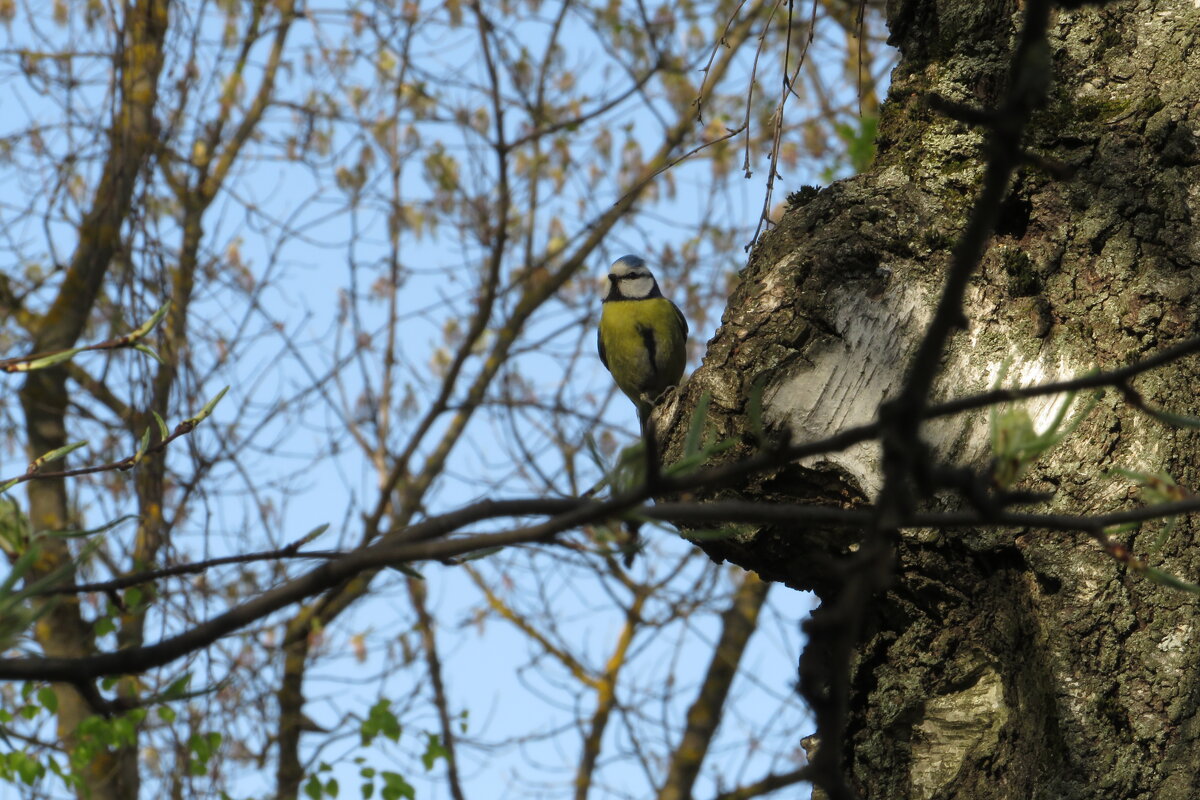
[658,572,770,800]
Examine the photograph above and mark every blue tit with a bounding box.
[598,254,688,426]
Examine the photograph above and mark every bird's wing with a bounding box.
[637,322,658,381]
[597,325,609,369]
[672,301,688,337]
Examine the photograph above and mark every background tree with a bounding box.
[0,0,891,798]
[659,0,1200,798]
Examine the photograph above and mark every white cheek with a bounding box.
[626,276,655,298]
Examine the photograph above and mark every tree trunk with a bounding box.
[661,1,1200,797]
[17,1,169,796]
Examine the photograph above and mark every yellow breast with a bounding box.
[599,297,686,410]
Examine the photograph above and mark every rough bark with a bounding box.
[660,1,1200,798]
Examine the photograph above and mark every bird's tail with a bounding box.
[637,405,662,484]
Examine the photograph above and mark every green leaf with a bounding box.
[28,440,88,472]
[135,426,152,462]
[387,562,424,579]
[133,343,166,364]
[0,543,42,595]
[361,699,401,745]
[683,391,712,457]
[185,386,230,425]
[380,772,414,800]
[158,705,176,723]
[442,546,503,565]
[152,411,170,441]
[37,687,57,713]
[128,300,171,341]
[582,432,604,469]
[305,776,324,800]
[664,436,736,478]
[421,733,450,770]
[189,735,206,760]
[990,379,1100,488]
[15,750,44,783]
[1144,407,1200,429]
[163,674,192,699]
[298,523,331,545]
[1106,468,1188,551]
[1141,566,1200,594]
[41,514,138,539]
[111,715,137,746]
[46,756,67,779]
[18,347,82,371]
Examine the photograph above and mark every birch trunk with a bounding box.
[661,2,1200,797]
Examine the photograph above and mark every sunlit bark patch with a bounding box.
[909,667,1007,800]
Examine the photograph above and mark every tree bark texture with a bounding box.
[660,2,1200,797]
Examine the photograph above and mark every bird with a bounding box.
[597,254,688,429]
